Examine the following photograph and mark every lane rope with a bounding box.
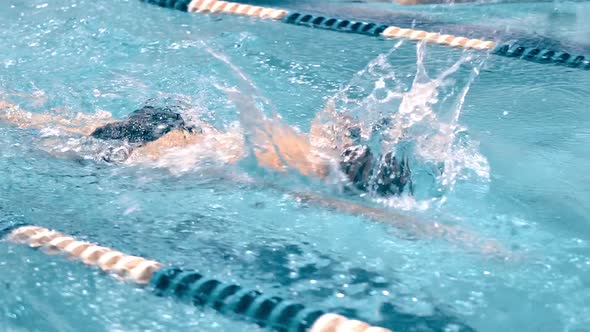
[140,0,590,70]
[3,225,394,332]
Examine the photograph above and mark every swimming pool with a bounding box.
[1,0,589,331]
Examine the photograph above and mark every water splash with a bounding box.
[136,122,245,176]
[328,42,490,206]
[200,42,277,132]
[157,41,491,208]
[38,41,491,209]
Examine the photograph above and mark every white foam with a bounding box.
[328,41,490,206]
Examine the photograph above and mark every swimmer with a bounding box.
[0,96,511,256]
[0,97,411,198]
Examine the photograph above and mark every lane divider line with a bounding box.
[2,224,394,332]
[140,0,589,70]
[188,0,287,19]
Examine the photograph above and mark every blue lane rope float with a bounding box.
[265,2,590,55]
[139,0,590,70]
[150,267,327,331]
[4,225,393,332]
[492,43,589,69]
[284,12,389,37]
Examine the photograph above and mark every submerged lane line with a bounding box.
[141,0,590,70]
[2,225,393,332]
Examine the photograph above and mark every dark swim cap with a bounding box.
[91,106,193,144]
[339,145,412,196]
[339,144,374,191]
[372,152,412,196]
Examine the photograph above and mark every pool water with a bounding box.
[1,0,589,331]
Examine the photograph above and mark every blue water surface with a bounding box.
[1,0,589,331]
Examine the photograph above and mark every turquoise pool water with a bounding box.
[1,0,589,331]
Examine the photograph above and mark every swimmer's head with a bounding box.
[339,145,412,196]
[339,144,374,191]
[345,125,362,143]
[372,152,412,196]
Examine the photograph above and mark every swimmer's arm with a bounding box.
[308,99,358,151]
[254,119,331,177]
[292,190,510,256]
[0,100,114,135]
[221,84,331,177]
[0,100,54,128]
